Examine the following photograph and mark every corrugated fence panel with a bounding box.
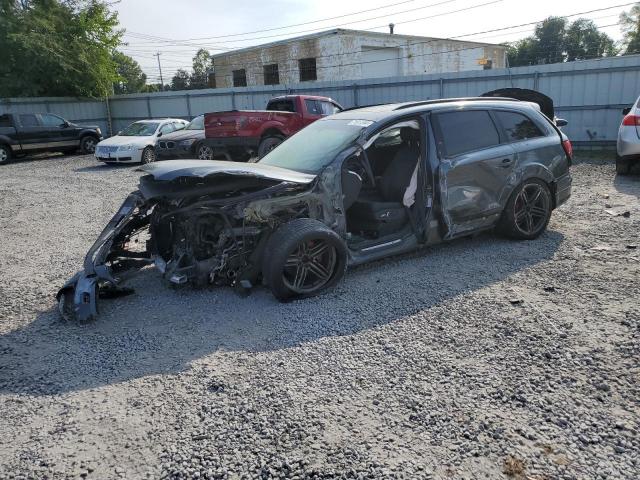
[2,54,640,145]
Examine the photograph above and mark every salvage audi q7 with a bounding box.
[58,97,572,322]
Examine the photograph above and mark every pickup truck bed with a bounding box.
[203,95,342,160]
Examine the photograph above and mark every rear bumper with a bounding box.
[617,128,640,157]
[554,172,572,208]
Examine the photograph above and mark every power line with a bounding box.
[123,0,470,48]
[124,0,418,42]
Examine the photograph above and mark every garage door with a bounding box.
[361,47,401,79]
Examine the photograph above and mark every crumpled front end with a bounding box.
[57,192,153,322]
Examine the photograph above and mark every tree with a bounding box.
[507,16,617,67]
[620,3,640,55]
[565,19,617,61]
[190,48,212,89]
[112,51,146,94]
[0,0,123,98]
[171,69,190,91]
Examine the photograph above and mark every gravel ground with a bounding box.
[0,151,638,480]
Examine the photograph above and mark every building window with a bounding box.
[299,58,317,82]
[233,69,247,87]
[263,64,279,85]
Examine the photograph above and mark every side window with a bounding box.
[304,99,322,115]
[40,114,65,127]
[320,101,341,115]
[0,114,13,127]
[19,114,39,127]
[435,110,500,157]
[494,111,545,142]
[160,123,174,134]
[267,99,295,112]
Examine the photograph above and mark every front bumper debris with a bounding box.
[57,192,150,322]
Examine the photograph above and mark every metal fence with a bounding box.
[3,54,640,146]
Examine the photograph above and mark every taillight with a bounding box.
[622,114,640,126]
[562,139,573,159]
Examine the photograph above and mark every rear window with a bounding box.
[494,110,544,142]
[267,99,295,112]
[435,110,500,157]
[0,114,13,128]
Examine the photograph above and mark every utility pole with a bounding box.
[154,52,164,88]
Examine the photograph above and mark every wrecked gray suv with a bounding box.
[58,97,573,322]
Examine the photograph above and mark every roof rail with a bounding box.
[393,97,518,110]
[340,103,385,112]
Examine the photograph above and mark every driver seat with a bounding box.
[347,127,420,237]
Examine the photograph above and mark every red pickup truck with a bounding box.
[203,95,343,160]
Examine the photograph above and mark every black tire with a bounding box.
[141,146,156,164]
[196,143,214,160]
[615,155,631,175]
[262,218,348,301]
[258,135,284,159]
[80,135,98,154]
[497,179,552,240]
[0,144,11,165]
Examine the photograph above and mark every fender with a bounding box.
[257,119,293,138]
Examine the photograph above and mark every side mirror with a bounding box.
[555,118,568,127]
[157,131,163,137]
[623,107,632,115]
[61,121,70,128]
[117,130,122,136]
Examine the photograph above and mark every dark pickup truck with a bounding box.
[0,112,103,164]
[203,95,342,160]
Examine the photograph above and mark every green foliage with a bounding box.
[188,49,213,90]
[0,0,122,98]
[620,4,640,55]
[171,69,190,91]
[112,51,146,94]
[508,16,617,67]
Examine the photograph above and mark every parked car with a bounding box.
[0,112,102,164]
[95,119,188,164]
[203,95,343,160]
[155,114,212,160]
[616,96,640,175]
[58,97,572,322]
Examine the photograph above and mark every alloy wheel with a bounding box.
[143,148,155,163]
[198,145,214,160]
[84,138,96,153]
[0,148,8,163]
[282,239,337,294]
[513,183,549,236]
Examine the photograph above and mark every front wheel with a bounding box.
[258,135,283,159]
[141,146,156,164]
[196,144,214,160]
[0,144,11,165]
[498,179,552,240]
[262,218,348,301]
[80,136,98,154]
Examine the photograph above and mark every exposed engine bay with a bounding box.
[58,160,323,322]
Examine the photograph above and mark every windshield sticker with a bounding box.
[348,120,374,127]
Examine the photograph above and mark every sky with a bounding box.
[113,0,633,84]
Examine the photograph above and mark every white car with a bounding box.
[616,95,640,175]
[95,119,188,164]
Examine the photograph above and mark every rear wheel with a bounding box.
[141,146,156,164]
[258,135,283,158]
[616,155,632,175]
[80,136,98,154]
[0,144,11,165]
[197,144,214,160]
[498,179,552,240]
[262,218,348,301]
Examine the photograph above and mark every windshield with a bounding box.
[186,115,204,130]
[120,122,159,136]
[258,119,370,174]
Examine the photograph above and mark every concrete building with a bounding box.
[212,28,507,88]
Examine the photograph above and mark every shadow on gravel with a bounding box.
[74,163,134,173]
[614,173,640,198]
[0,230,564,396]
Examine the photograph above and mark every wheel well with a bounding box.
[80,133,99,141]
[261,128,284,140]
